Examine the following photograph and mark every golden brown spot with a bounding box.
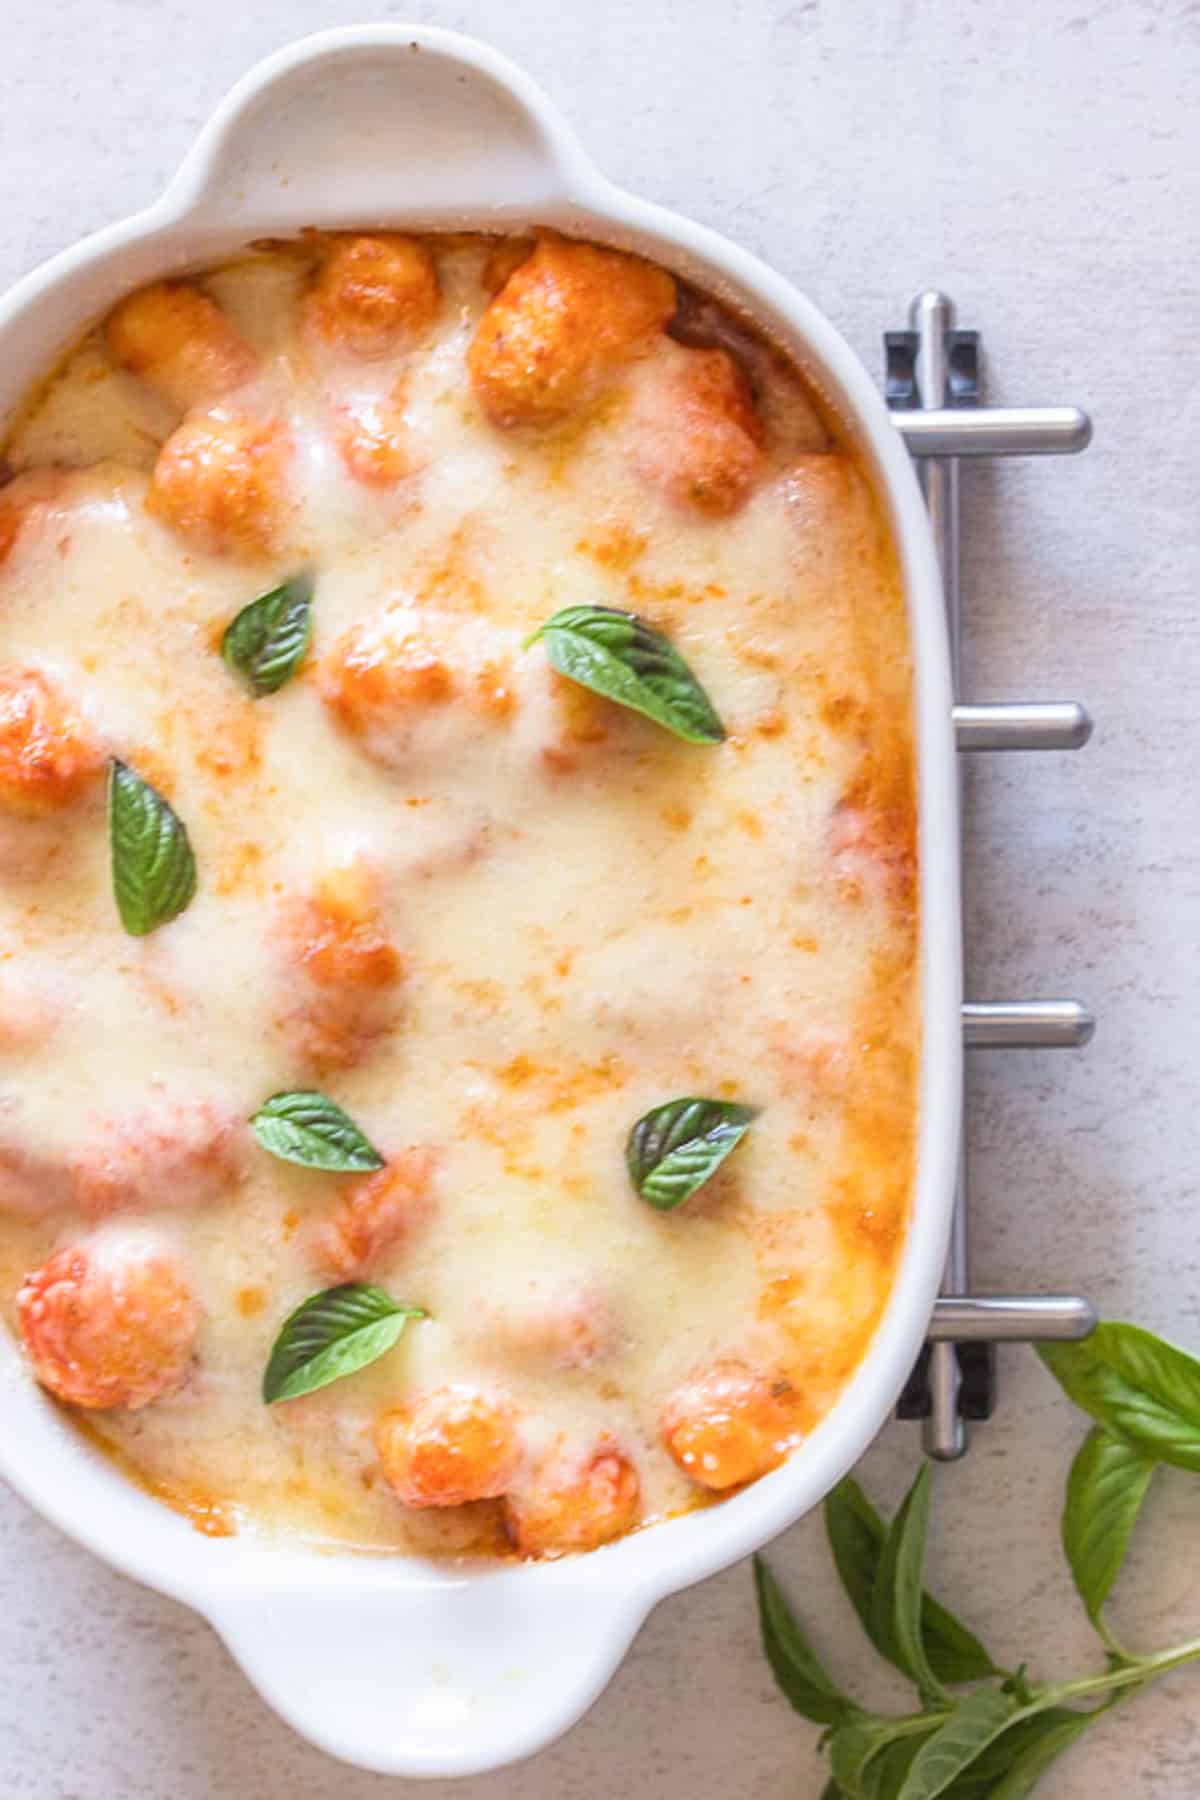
[819,690,870,737]
[576,524,648,571]
[174,1491,238,1538]
[194,705,263,782]
[479,1052,628,1117]
[413,522,490,615]
[235,1285,266,1319]
[481,236,535,295]
[497,1053,537,1089]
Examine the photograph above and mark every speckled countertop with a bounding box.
[2,1,1198,1794]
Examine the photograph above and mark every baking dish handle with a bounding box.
[163,26,597,233]
[207,1564,646,1777]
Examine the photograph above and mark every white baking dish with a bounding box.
[0,25,961,1777]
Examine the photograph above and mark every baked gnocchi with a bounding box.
[0,232,916,1560]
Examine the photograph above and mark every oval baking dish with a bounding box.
[0,24,961,1777]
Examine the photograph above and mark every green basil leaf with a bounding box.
[108,759,197,936]
[221,571,314,696]
[753,1555,854,1726]
[263,1282,425,1403]
[1038,1322,1200,1471]
[626,1097,756,1210]
[869,1466,947,1704]
[826,1478,998,1685]
[830,1714,943,1799]
[1062,1425,1155,1626]
[526,605,725,743]
[896,1689,1018,1800]
[821,1784,847,1800]
[861,1730,943,1799]
[251,1090,385,1172]
[940,1708,1091,1800]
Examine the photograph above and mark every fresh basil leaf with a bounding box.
[251,1090,385,1172]
[870,1466,947,1704]
[626,1097,756,1210]
[830,1714,943,1799]
[753,1555,854,1726]
[826,1478,998,1685]
[861,1729,943,1800]
[1063,1425,1155,1626]
[526,605,725,744]
[896,1689,1018,1800]
[263,1282,425,1403]
[1038,1323,1200,1471]
[821,1784,847,1800]
[221,571,313,696]
[939,1708,1091,1800]
[108,759,196,936]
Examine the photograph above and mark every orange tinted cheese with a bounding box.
[147,408,292,558]
[660,1359,798,1490]
[468,236,676,428]
[17,1243,200,1410]
[375,1387,521,1507]
[334,384,413,486]
[632,346,765,517]
[505,1444,639,1555]
[70,1098,244,1218]
[0,669,103,816]
[275,862,404,1069]
[322,608,455,740]
[308,235,440,357]
[106,282,259,411]
[312,1148,438,1280]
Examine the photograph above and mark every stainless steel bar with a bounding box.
[953,702,1093,751]
[963,1001,1095,1050]
[911,290,969,1461]
[929,1296,1098,1343]
[896,406,1092,457]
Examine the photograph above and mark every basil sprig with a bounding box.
[262,1283,425,1403]
[825,1476,997,1686]
[626,1097,756,1210]
[525,605,725,743]
[251,1090,384,1172]
[108,759,196,936]
[1038,1321,1200,1469]
[221,571,313,696]
[1061,1426,1154,1634]
[756,1318,1200,1797]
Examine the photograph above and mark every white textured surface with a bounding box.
[1,1,1198,1794]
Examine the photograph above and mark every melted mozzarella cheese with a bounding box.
[0,238,916,1554]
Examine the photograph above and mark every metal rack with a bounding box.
[887,291,1096,1460]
